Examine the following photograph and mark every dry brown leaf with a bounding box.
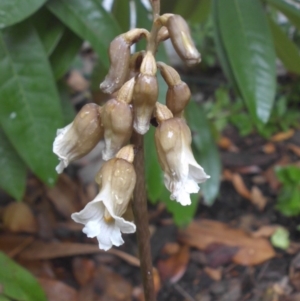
[162,242,180,255]
[271,129,295,142]
[218,137,238,152]
[179,219,275,266]
[157,245,190,283]
[2,202,37,234]
[38,278,78,301]
[46,174,81,219]
[262,143,276,154]
[251,225,279,239]
[18,259,55,279]
[288,143,300,157]
[223,169,233,181]
[231,173,251,200]
[233,166,261,175]
[72,257,96,287]
[204,267,222,281]
[250,186,268,211]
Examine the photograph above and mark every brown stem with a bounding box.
[132,131,156,301]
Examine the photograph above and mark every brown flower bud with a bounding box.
[100,28,149,94]
[53,103,104,173]
[154,102,173,123]
[157,26,169,43]
[133,51,158,134]
[157,62,191,117]
[163,14,200,66]
[100,97,133,160]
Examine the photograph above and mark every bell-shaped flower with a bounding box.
[53,103,104,173]
[154,103,210,206]
[100,78,134,160]
[71,145,136,251]
[133,51,158,134]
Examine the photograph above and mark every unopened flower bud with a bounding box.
[100,28,149,94]
[154,102,173,123]
[157,62,191,117]
[157,26,169,43]
[101,79,134,160]
[161,14,200,66]
[53,103,104,173]
[133,51,158,134]
[155,117,209,206]
[72,145,136,251]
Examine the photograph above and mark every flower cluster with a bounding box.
[53,13,209,250]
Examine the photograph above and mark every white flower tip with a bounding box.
[102,148,115,161]
[133,120,150,135]
[55,160,67,174]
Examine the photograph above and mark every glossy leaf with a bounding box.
[190,0,212,24]
[185,101,221,205]
[112,0,130,31]
[268,17,300,74]
[0,252,47,301]
[32,7,65,56]
[212,0,237,88]
[50,28,82,79]
[47,0,121,69]
[57,81,76,124]
[266,0,300,30]
[173,0,200,19]
[0,0,46,28]
[217,0,276,123]
[145,127,164,203]
[0,295,10,301]
[0,129,26,200]
[0,22,63,185]
[161,188,199,226]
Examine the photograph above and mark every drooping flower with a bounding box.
[71,145,136,250]
[53,103,104,173]
[100,78,134,161]
[154,103,210,206]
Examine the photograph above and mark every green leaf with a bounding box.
[0,252,47,301]
[57,81,76,124]
[32,7,65,56]
[185,101,221,205]
[47,0,121,69]
[217,0,276,123]
[50,28,82,79]
[173,0,201,20]
[266,0,300,30]
[212,0,237,88]
[160,0,178,14]
[0,0,46,28]
[0,295,10,301]
[0,129,26,200]
[112,0,130,31]
[268,17,300,74]
[0,22,63,185]
[189,0,212,24]
[145,127,164,203]
[161,188,199,226]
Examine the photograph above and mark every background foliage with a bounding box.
[1,0,300,225]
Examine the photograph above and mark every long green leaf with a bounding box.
[268,17,300,74]
[50,28,82,79]
[0,252,47,301]
[0,129,26,200]
[47,0,121,69]
[266,0,300,30]
[185,101,221,205]
[0,22,63,185]
[32,7,65,56]
[112,0,130,31]
[217,0,276,123]
[0,0,46,28]
[212,0,237,88]
[189,0,212,24]
[145,127,164,203]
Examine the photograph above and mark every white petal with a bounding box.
[82,219,102,238]
[171,186,192,206]
[115,217,136,234]
[97,222,124,251]
[55,159,68,174]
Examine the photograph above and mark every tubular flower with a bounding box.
[100,78,134,160]
[154,103,210,206]
[53,103,104,174]
[71,145,136,251]
[133,51,158,134]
